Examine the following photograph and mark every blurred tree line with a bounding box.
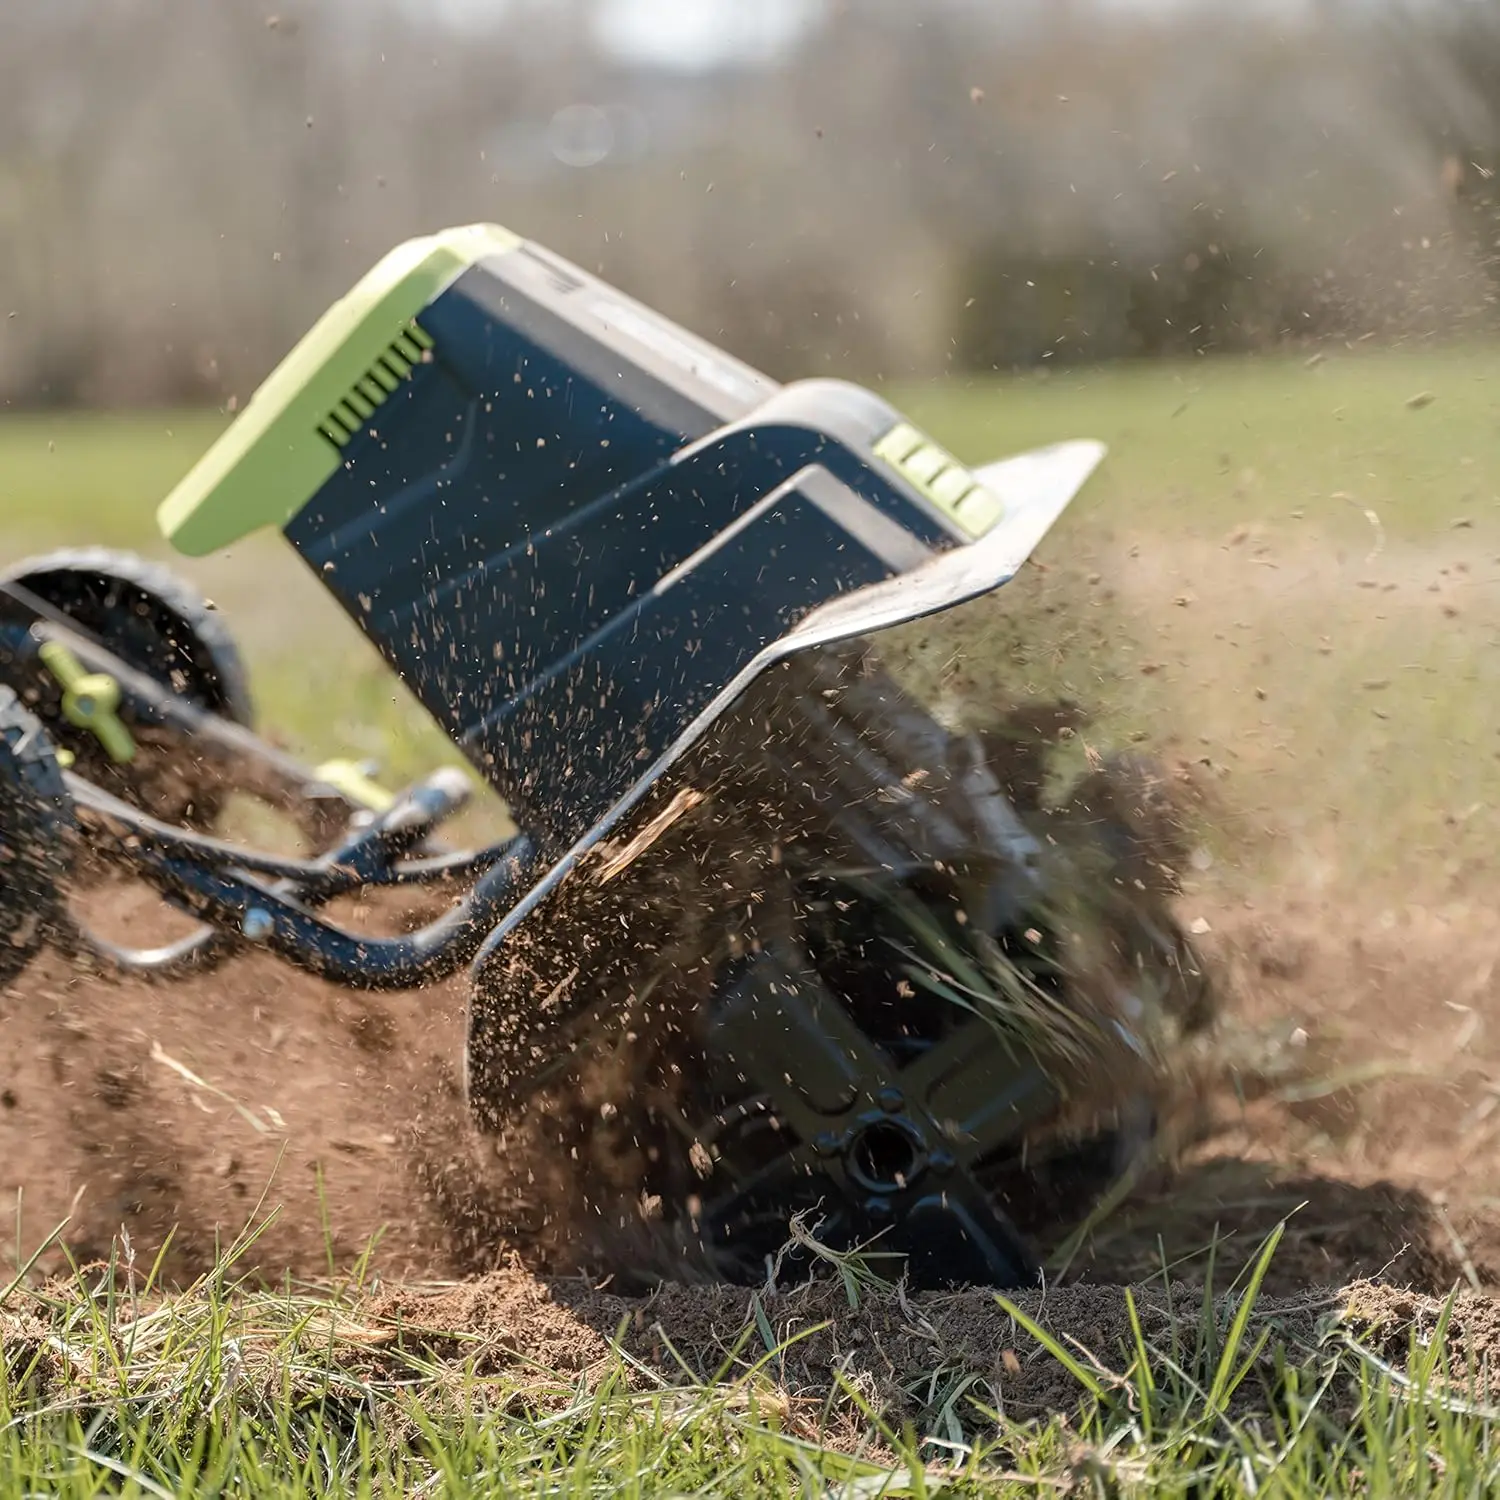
[2,0,1499,409]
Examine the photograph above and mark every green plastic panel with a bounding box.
[872,421,1005,538]
[158,223,522,557]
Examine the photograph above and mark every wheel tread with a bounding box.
[0,546,253,723]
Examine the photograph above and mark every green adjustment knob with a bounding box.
[38,639,137,766]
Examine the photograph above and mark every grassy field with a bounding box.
[907,341,1500,543]
[5,345,1500,1494]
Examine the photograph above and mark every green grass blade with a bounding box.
[1206,1221,1284,1418]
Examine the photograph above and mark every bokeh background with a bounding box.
[5,0,1500,405]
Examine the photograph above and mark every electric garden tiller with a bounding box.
[0,225,1211,1288]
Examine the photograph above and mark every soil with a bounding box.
[5,867,1500,1298]
[0,893,483,1283]
[348,1269,1500,1432]
[363,1260,1345,1428]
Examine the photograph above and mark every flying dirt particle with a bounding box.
[1362,679,1391,691]
[1255,687,1267,700]
[1305,351,1326,368]
[1406,391,1436,409]
[1173,594,1194,607]
[1452,517,1474,529]
[1443,604,1462,618]
[1189,917,1212,935]
[969,86,985,104]
[95,1068,137,1111]
[348,1004,397,1055]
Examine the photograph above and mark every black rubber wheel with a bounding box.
[0,685,75,988]
[1,548,254,827]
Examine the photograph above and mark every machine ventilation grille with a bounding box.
[317,321,435,450]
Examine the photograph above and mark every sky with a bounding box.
[591,0,824,69]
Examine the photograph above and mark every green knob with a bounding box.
[38,640,137,766]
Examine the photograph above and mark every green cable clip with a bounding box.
[38,639,137,766]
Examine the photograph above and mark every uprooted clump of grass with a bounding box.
[854,795,1217,1176]
[6,1212,1500,1496]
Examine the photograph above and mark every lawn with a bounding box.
[905,340,1500,544]
[4,345,1500,1494]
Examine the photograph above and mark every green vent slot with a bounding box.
[318,319,434,451]
[873,421,1005,538]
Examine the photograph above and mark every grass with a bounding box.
[6,1219,1500,1496]
[6,345,1500,1491]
